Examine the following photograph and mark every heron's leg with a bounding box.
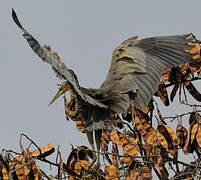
[85,130,97,167]
[95,129,102,169]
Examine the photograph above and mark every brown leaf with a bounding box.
[156,81,169,106]
[165,126,180,146]
[80,160,90,170]
[79,146,94,160]
[183,114,199,154]
[157,132,168,149]
[184,81,201,102]
[123,144,138,157]
[72,162,82,175]
[32,144,55,158]
[134,110,156,144]
[146,130,157,146]
[110,131,120,147]
[170,83,180,102]
[112,144,119,167]
[78,147,89,161]
[196,125,201,148]
[67,149,78,168]
[189,112,198,125]
[190,124,198,144]
[105,165,119,180]
[142,167,152,180]
[129,136,141,152]
[1,164,9,180]
[157,124,175,155]
[176,124,188,148]
[159,165,169,180]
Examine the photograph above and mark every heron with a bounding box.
[12,9,200,168]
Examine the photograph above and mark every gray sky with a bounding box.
[1,0,201,177]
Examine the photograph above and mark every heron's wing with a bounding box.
[100,34,197,112]
[12,9,107,108]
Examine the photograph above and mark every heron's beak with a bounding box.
[49,82,70,106]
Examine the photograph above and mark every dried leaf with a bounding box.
[80,160,90,170]
[184,81,201,102]
[170,83,180,102]
[189,112,198,125]
[134,110,156,144]
[129,136,141,152]
[157,124,175,155]
[156,81,169,106]
[123,144,138,157]
[142,167,152,180]
[72,162,82,175]
[176,124,188,148]
[165,126,180,146]
[159,165,169,180]
[157,132,168,149]
[15,163,26,180]
[112,144,119,167]
[120,157,132,164]
[67,149,78,168]
[183,114,198,154]
[146,130,157,145]
[110,131,120,147]
[79,146,94,160]
[1,164,8,180]
[196,125,201,148]
[32,144,55,158]
[190,124,198,144]
[105,165,119,180]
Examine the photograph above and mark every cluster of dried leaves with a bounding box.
[0,134,55,180]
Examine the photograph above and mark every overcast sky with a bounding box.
[1,0,201,177]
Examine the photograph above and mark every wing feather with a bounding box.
[12,9,107,108]
[99,33,196,112]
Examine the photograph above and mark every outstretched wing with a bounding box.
[12,9,106,108]
[99,34,197,113]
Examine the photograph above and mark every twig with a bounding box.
[167,157,201,169]
[164,76,201,88]
[36,157,81,178]
[164,110,201,122]
[90,149,157,159]
[39,169,52,180]
[20,133,42,155]
[2,149,22,156]
[181,102,201,108]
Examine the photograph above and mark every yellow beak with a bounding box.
[49,82,70,106]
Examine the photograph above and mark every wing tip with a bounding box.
[12,8,24,31]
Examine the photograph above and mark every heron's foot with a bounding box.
[92,151,100,170]
[88,151,101,170]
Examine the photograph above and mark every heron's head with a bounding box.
[49,81,80,121]
[49,82,72,106]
